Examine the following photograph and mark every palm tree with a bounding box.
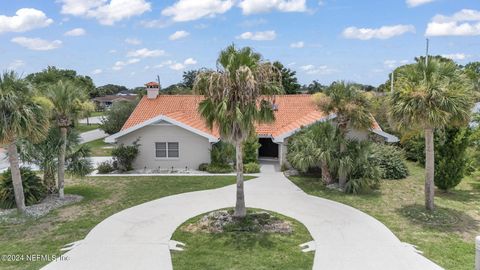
[43,80,90,199]
[194,45,283,218]
[389,58,473,211]
[313,81,373,188]
[287,122,338,184]
[0,71,50,213]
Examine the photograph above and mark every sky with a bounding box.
[1,0,479,89]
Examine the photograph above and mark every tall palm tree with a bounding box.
[194,45,283,218]
[43,80,89,199]
[288,122,339,184]
[0,71,50,213]
[313,81,373,188]
[389,58,473,211]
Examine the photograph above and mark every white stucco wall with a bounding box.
[116,123,212,170]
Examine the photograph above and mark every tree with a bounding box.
[182,70,199,89]
[273,62,300,94]
[100,100,138,134]
[0,71,50,213]
[18,127,93,193]
[464,62,480,95]
[389,58,473,211]
[94,84,129,97]
[313,81,373,188]
[287,122,339,184]
[194,45,283,218]
[43,81,91,199]
[26,66,96,97]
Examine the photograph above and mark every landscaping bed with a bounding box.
[172,209,313,270]
[288,162,480,270]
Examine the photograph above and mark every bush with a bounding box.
[370,144,409,179]
[244,162,260,173]
[0,167,47,209]
[211,142,235,165]
[100,100,137,134]
[112,139,140,172]
[198,163,209,171]
[343,140,382,194]
[243,137,261,164]
[97,161,115,174]
[206,164,234,173]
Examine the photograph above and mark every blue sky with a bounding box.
[1,0,479,88]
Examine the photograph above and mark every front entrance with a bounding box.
[258,138,279,158]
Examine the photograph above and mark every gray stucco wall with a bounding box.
[116,123,212,170]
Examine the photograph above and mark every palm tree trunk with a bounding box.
[7,141,26,213]
[43,166,56,194]
[58,127,67,199]
[338,141,347,188]
[233,141,246,218]
[425,128,435,211]
[320,160,333,185]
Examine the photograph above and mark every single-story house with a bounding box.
[105,83,399,170]
[92,94,137,109]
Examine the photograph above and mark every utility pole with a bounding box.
[425,38,430,66]
[390,71,394,93]
[157,75,161,90]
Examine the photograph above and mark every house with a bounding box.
[92,94,137,110]
[105,82,399,170]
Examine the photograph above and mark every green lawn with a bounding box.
[75,123,100,133]
[288,162,480,270]
[90,111,105,117]
[0,175,252,270]
[83,138,112,156]
[172,209,314,270]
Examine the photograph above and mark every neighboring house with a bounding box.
[92,94,137,110]
[105,83,399,170]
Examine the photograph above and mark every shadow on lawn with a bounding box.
[397,204,478,234]
[226,232,276,250]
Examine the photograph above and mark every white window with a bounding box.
[155,142,179,158]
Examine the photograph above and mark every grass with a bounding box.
[171,208,314,270]
[84,138,112,156]
[75,123,100,133]
[90,111,105,117]
[0,175,253,270]
[288,162,480,270]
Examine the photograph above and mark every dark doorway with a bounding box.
[258,138,279,158]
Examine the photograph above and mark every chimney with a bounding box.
[145,81,159,99]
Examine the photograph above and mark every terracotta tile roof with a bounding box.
[121,94,381,139]
[145,81,159,87]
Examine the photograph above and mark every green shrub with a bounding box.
[370,143,409,179]
[244,162,260,173]
[243,137,261,164]
[97,161,115,174]
[198,163,209,171]
[211,142,235,165]
[0,167,47,209]
[112,139,140,172]
[206,164,234,173]
[343,140,382,194]
[100,100,137,134]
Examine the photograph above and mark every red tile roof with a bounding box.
[145,81,159,87]
[121,95,381,139]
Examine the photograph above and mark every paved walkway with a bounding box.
[79,116,104,125]
[79,129,108,144]
[42,164,442,270]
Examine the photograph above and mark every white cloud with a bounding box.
[426,9,480,36]
[237,30,276,41]
[127,48,165,58]
[170,63,185,70]
[384,59,409,69]
[169,30,190,40]
[162,0,234,22]
[154,60,174,69]
[11,37,62,51]
[238,0,307,14]
[8,60,25,70]
[112,58,140,70]
[140,19,170,28]
[92,69,103,75]
[342,24,415,40]
[184,58,197,65]
[300,64,336,75]
[0,8,53,34]
[290,41,304,48]
[125,38,141,45]
[59,0,151,25]
[441,53,469,61]
[64,27,86,36]
[109,49,117,53]
[406,0,435,8]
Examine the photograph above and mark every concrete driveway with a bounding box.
[79,116,104,125]
[42,164,442,270]
[79,129,108,144]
